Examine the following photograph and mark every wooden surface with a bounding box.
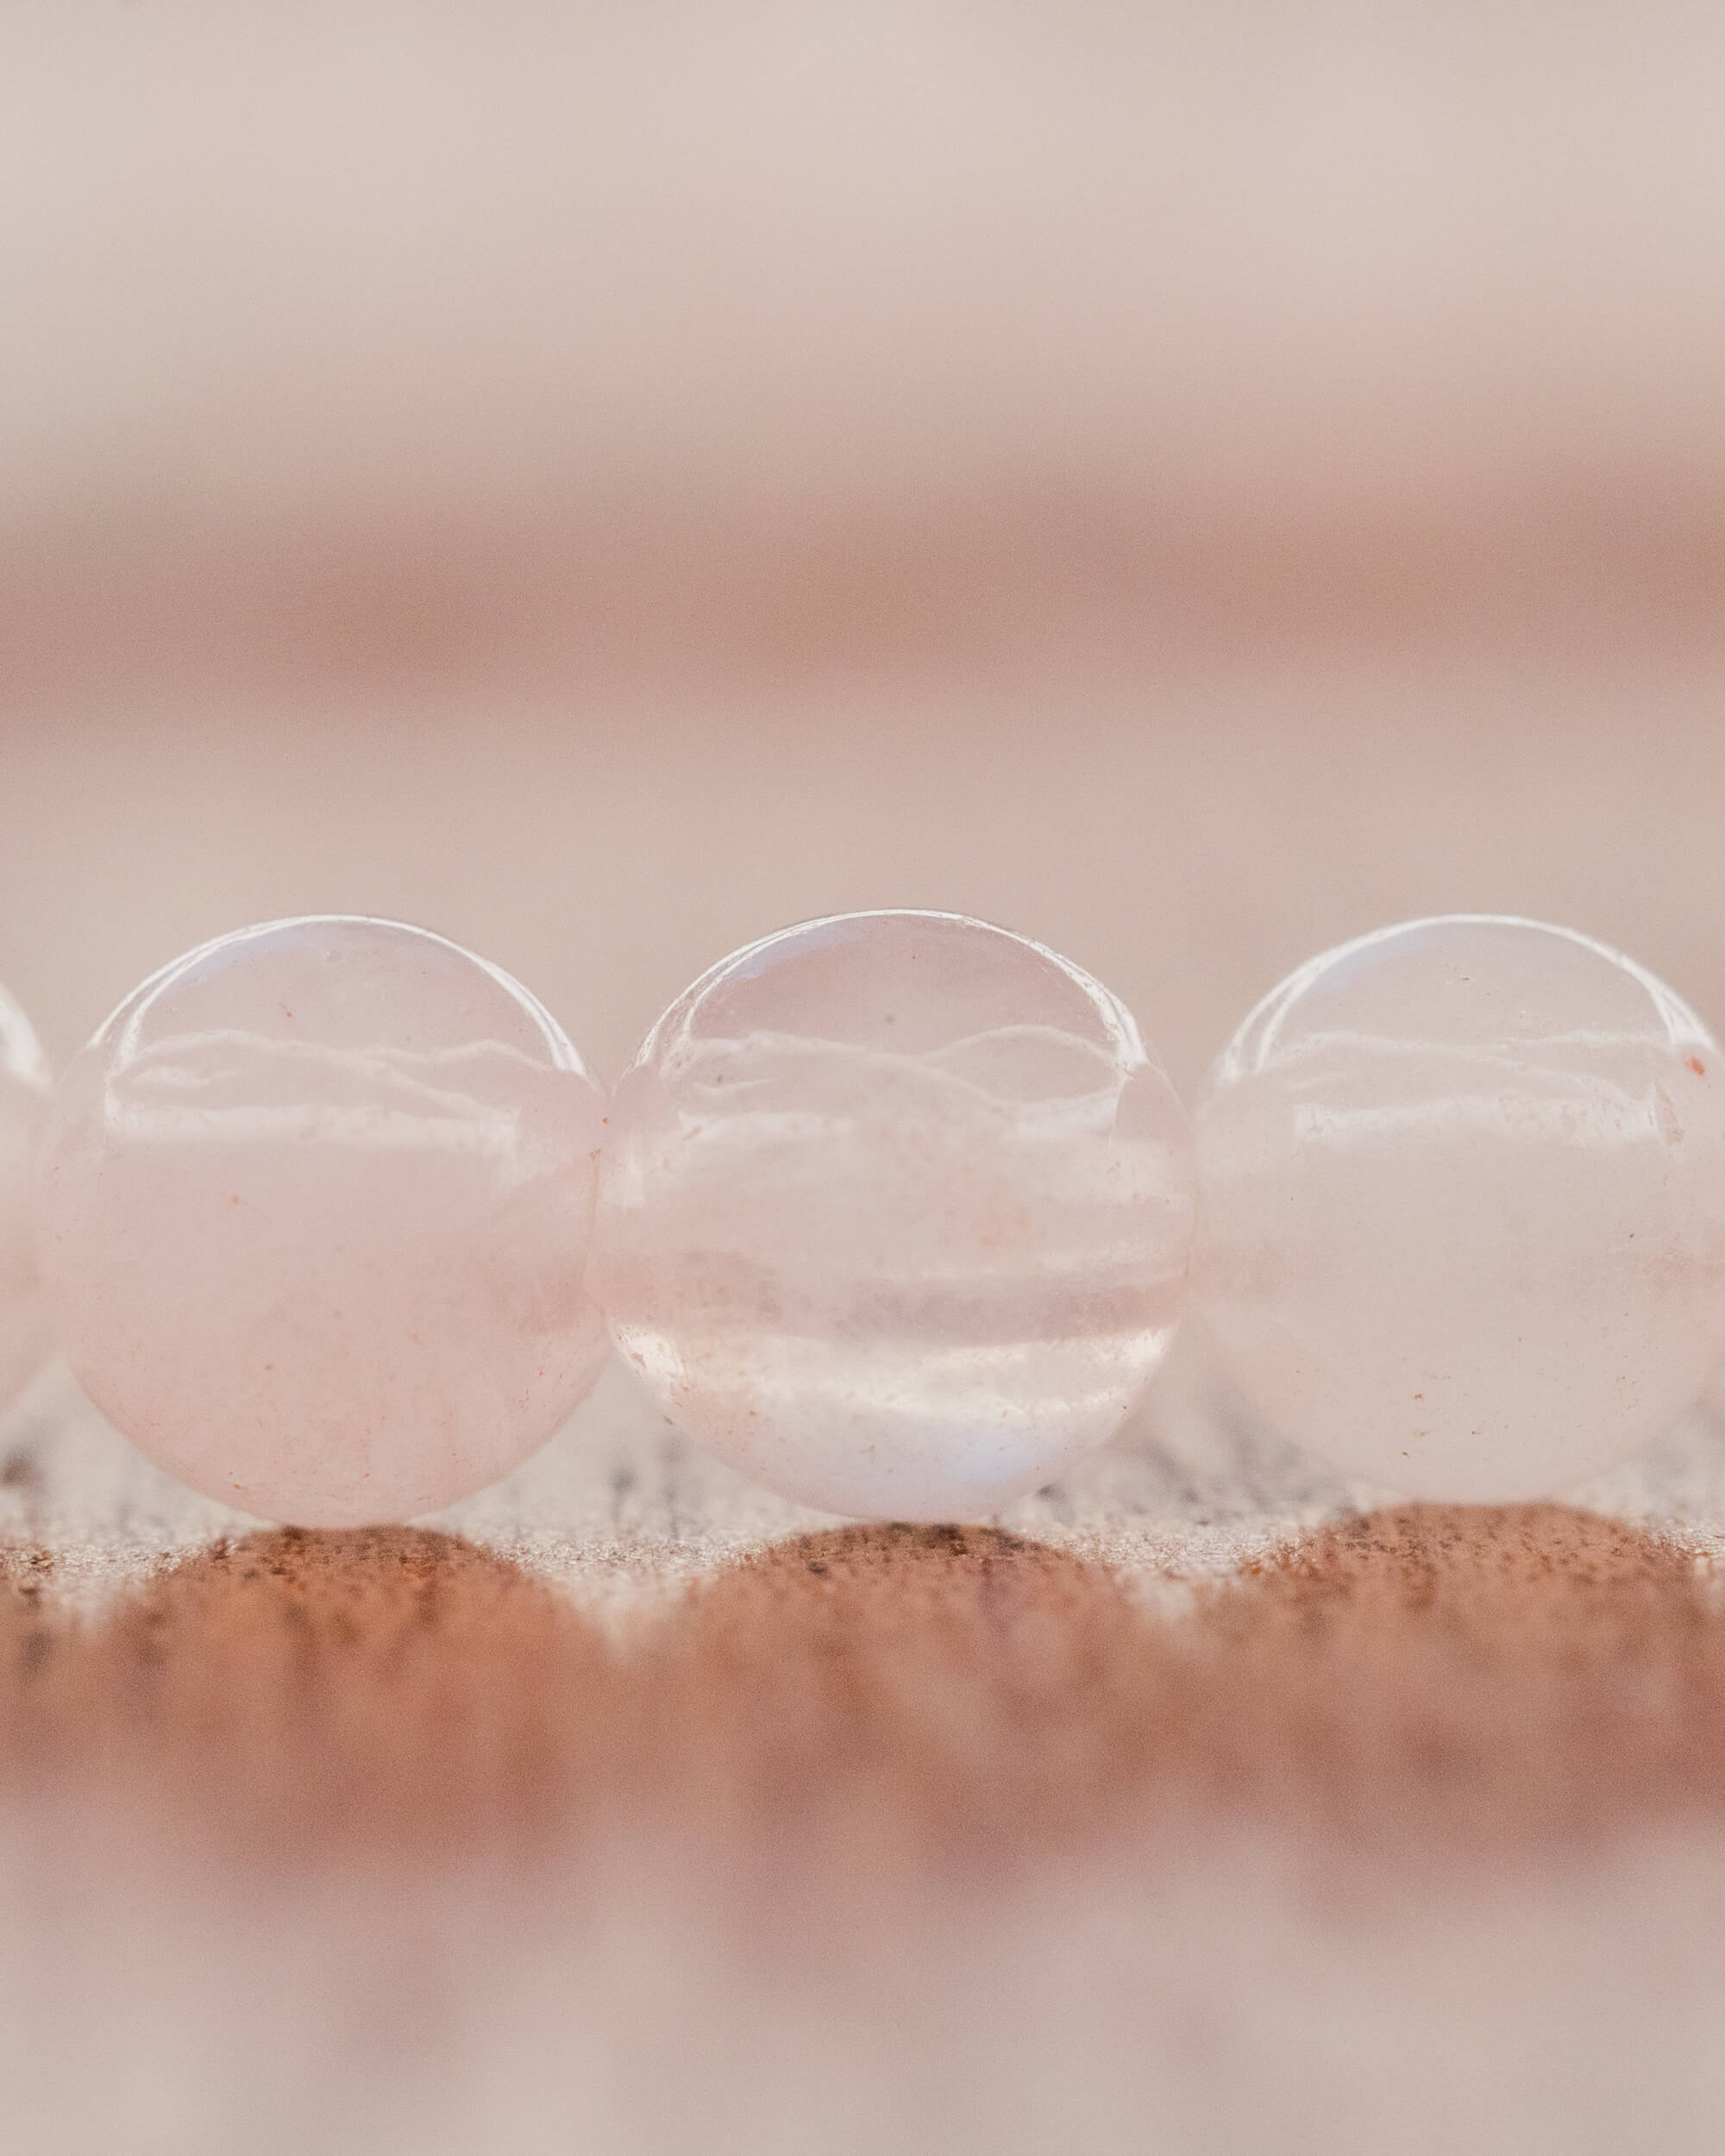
[9,1346,1725,2151]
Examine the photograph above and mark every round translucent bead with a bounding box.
[0,984,52,1412]
[1194,915,1725,1501]
[36,918,609,1525]
[593,911,1195,1520]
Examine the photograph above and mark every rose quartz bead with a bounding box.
[36,918,608,1525]
[593,911,1195,1520]
[0,984,52,1412]
[1195,916,1725,1501]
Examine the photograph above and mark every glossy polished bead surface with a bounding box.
[0,985,52,1412]
[593,911,1195,1520]
[36,918,608,1525]
[1195,916,1725,1501]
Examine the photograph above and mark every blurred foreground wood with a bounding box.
[10,1353,1725,2153]
[6,1354,1725,1880]
[3,1503,1722,1873]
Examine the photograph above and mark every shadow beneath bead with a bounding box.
[636,1502,1725,1874]
[630,1522,1156,1877]
[0,1525,617,1862]
[1193,1500,1725,1852]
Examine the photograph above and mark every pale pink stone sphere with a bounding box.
[593,911,1195,1520]
[36,918,609,1525]
[1195,916,1725,1501]
[0,985,52,1412]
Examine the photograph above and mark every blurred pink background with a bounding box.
[4,0,1722,1091]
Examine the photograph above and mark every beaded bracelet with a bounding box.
[3,908,1720,1528]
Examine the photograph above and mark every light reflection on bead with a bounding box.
[0,984,51,1412]
[35,918,608,1525]
[593,910,1195,1521]
[1194,915,1725,1501]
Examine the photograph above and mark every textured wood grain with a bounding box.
[7,1357,1725,1879]
[6,1354,1725,2153]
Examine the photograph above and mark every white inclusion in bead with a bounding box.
[0,982,51,1412]
[592,910,1195,1522]
[1193,914,1725,1503]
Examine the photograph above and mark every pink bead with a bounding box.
[593,911,1195,1520]
[35,918,608,1525]
[0,984,52,1412]
[1194,916,1725,1500]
